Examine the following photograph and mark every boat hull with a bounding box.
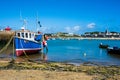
[107,47,120,55]
[14,37,42,56]
[99,44,109,49]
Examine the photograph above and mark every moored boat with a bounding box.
[107,46,120,54]
[99,44,109,49]
[14,27,43,56]
[14,18,44,56]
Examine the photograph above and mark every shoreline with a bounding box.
[79,37,120,40]
[50,37,120,40]
[0,30,120,40]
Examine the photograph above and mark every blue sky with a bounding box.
[0,0,120,34]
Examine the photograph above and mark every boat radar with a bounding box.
[21,27,25,30]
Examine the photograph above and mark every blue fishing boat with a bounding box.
[14,27,43,56]
[14,19,44,56]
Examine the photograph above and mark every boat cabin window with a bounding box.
[17,33,20,37]
[22,33,24,38]
[29,33,31,38]
[25,33,28,38]
[32,33,34,38]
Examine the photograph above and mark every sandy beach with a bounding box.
[0,70,93,80]
[0,59,120,80]
[0,60,93,80]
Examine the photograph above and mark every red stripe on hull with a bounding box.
[16,49,41,56]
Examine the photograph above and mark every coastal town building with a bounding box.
[45,30,120,39]
[82,30,120,38]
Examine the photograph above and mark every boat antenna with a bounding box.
[23,19,27,30]
[36,12,39,31]
[36,12,42,32]
[20,10,27,30]
[38,21,42,27]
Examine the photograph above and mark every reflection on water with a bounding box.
[0,52,47,63]
[108,53,120,60]
[15,53,45,62]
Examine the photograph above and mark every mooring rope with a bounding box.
[0,32,46,63]
[19,39,30,59]
[0,33,15,54]
[12,36,15,60]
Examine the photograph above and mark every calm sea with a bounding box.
[47,39,120,66]
[0,39,120,66]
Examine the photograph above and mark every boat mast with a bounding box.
[20,10,27,30]
[36,12,39,32]
[23,19,27,30]
[36,12,42,32]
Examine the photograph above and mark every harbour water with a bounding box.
[0,39,120,66]
[47,39,120,66]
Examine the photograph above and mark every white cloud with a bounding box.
[73,26,80,31]
[38,27,50,33]
[41,27,47,32]
[65,27,71,32]
[65,25,81,33]
[87,23,96,29]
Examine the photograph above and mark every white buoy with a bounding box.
[84,53,86,56]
